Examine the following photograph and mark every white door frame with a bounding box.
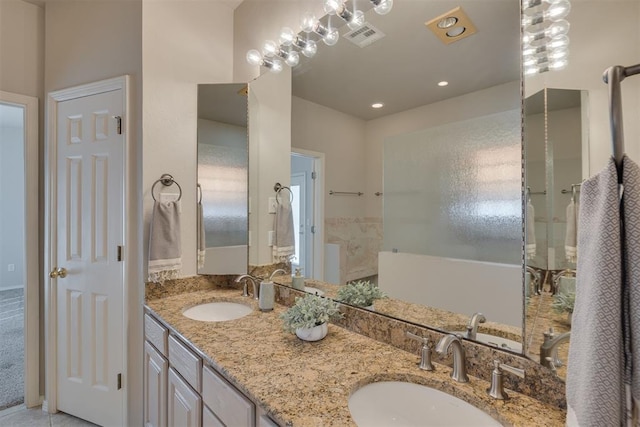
[44,76,131,421]
[291,148,325,281]
[0,90,40,408]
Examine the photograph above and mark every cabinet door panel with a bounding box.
[144,341,168,427]
[168,368,202,427]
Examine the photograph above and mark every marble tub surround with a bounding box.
[146,288,566,426]
[274,281,566,410]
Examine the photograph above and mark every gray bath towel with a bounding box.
[566,157,624,426]
[148,200,182,284]
[565,198,579,263]
[526,200,536,260]
[622,155,640,424]
[197,200,205,270]
[272,198,295,262]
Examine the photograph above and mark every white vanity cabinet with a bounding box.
[144,311,280,427]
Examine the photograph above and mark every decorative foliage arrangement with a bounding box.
[336,280,387,307]
[280,294,343,333]
[552,291,576,314]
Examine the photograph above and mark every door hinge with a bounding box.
[311,171,317,179]
[114,116,122,135]
[117,373,122,390]
[311,225,316,234]
[117,245,123,262]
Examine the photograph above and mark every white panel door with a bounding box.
[55,89,124,426]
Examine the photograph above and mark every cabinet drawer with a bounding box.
[145,313,168,357]
[202,365,255,427]
[168,335,202,393]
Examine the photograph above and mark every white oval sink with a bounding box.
[454,331,523,353]
[182,302,252,322]
[305,286,325,296]
[349,381,501,427]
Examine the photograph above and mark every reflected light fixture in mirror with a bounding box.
[522,0,571,75]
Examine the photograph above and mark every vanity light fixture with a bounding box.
[324,0,365,31]
[522,0,571,75]
[262,40,300,67]
[300,13,340,46]
[425,7,477,45]
[371,102,384,108]
[246,49,283,73]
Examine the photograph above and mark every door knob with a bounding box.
[49,267,68,279]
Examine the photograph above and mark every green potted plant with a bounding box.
[280,294,343,341]
[552,291,575,325]
[336,280,387,310]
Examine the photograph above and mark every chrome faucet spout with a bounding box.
[269,269,286,280]
[526,266,542,295]
[235,274,259,299]
[465,312,486,340]
[540,331,570,370]
[435,334,469,383]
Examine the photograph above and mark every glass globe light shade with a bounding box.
[301,39,317,58]
[262,40,279,58]
[246,49,263,66]
[546,0,571,20]
[268,58,283,73]
[373,0,393,15]
[547,34,569,49]
[323,28,339,46]
[347,10,365,30]
[301,13,317,33]
[285,50,300,67]
[324,0,343,15]
[548,47,569,60]
[549,58,568,70]
[279,27,296,46]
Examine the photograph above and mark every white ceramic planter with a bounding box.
[295,323,328,341]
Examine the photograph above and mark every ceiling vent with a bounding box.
[343,23,385,48]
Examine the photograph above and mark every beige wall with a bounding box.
[45,1,143,423]
[525,0,640,174]
[292,96,367,219]
[142,0,235,278]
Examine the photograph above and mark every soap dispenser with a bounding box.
[292,268,305,291]
[258,280,275,312]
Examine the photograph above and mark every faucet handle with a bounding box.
[405,331,435,371]
[487,360,525,400]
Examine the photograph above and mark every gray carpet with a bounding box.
[0,288,24,411]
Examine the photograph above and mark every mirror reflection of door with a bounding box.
[291,153,315,277]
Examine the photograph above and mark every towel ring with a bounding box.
[274,182,293,204]
[152,174,182,202]
[196,183,202,204]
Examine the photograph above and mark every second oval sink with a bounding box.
[182,302,252,322]
[349,381,501,426]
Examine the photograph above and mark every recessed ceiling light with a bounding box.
[371,102,384,109]
[437,17,458,29]
[438,81,449,87]
[425,6,477,45]
[446,27,466,38]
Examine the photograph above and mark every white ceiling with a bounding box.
[291,0,521,121]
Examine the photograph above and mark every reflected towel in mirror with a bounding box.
[526,200,536,260]
[148,200,182,284]
[565,199,578,263]
[273,197,295,262]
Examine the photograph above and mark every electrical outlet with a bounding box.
[7,264,15,272]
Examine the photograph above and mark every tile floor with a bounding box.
[0,405,97,427]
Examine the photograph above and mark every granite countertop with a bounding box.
[146,288,566,427]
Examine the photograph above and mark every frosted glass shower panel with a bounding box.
[198,142,248,247]
[383,109,521,265]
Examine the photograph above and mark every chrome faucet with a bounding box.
[526,266,542,295]
[465,312,486,340]
[435,334,468,383]
[540,330,571,372]
[235,274,259,299]
[486,360,525,400]
[552,269,576,295]
[405,331,435,371]
[269,269,286,280]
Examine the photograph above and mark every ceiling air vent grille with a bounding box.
[343,23,385,48]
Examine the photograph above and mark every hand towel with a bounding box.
[272,198,295,262]
[566,157,624,426]
[148,200,182,284]
[565,198,579,263]
[622,155,640,424]
[526,199,536,260]
[197,200,205,270]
